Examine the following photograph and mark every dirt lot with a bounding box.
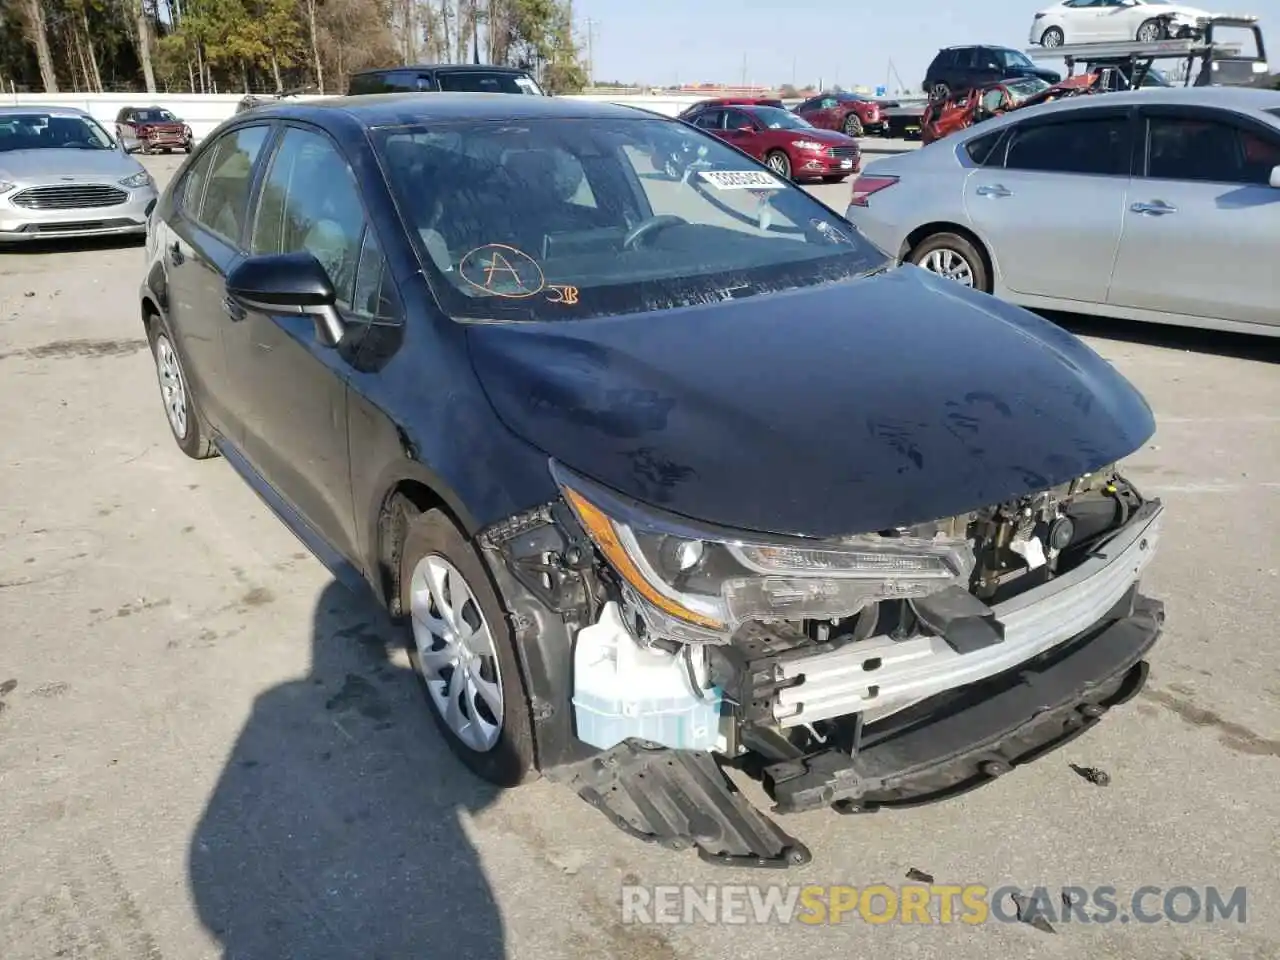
[1,153,1278,960]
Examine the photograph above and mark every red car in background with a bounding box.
[676,96,785,119]
[114,105,193,154]
[920,74,1101,145]
[681,103,861,182]
[793,91,886,137]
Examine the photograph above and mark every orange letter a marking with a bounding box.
[482,250,524,290]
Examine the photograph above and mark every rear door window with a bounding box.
[1004,114,1132,176]
[192,125,270,243]
[692,109,725,130]
[437,71,543,94]
[965,130,1006,166]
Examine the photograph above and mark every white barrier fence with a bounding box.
[0,91,719,141]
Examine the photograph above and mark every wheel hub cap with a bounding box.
[154,336,188,440]
[409,555,505,752]
[922,248,975,287]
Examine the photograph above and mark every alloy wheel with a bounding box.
[153,334,189,440]
[767,152,791,178]
[409,554,506,753]
[1043,28,1064,48]
[1137,21,1163,42]
[921,247,975,287]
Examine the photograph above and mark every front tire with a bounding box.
[842,113,864,138]
[929,82,950,102]
[1041,26,1065,48]
[1137,18,1166,42]
[147,321,217,459]
[765,150,793,180]
[907,231,991,293]
[400,506,537,788]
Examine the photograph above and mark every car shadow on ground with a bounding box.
[188,579,505,959]
[1043,310,1280,364]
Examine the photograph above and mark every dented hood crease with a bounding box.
[465,267,1155,538]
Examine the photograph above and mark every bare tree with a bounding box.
[304,0,326,93]
[21,0,59,92]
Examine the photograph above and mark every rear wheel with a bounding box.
[399,506,537,787]
[929,82,950,102]
[765,150,793,180]
[1137,18,1166,42]
[842,113,864,138]
[147,320,216,460]
[1041,26,1065,48]
[907,231,991,293]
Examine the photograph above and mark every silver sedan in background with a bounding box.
[846,86,1280,337]
[0,105,158,243]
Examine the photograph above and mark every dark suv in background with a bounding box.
[347,63,546,95]
[923,45,1061,100]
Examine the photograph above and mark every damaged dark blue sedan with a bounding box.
[139,92,1165,867]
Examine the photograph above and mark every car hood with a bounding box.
[783,127,858,145]
[1152,4,1209,18]
[0,148,140,182]
[465,267,1155,539]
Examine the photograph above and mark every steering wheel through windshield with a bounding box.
[621,214,688,251]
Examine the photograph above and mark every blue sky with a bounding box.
[571,0,1280,90]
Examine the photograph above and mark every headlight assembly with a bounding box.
[120,171,153,189]
[0,180,14,195]
[551,461,975,642]
[790,140,825,152]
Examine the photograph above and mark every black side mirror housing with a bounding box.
[227,251,345,346]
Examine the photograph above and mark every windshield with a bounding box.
[136,109,178,123]
[999,49,1035,69]
[375,117,887,322]
[437,71,545,95]
[0,113,115,152]
[1006,77,1051,101]
[749,107,814,130]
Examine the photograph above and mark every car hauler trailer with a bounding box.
[1024,15,1269,89]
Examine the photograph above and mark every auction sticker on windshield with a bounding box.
[698,170,786,190]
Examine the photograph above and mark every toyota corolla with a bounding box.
[139,93,1165,866]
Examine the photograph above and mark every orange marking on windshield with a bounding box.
[458,243,545,299]
[546,284,579,305]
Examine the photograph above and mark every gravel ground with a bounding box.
[0,152,1277,960]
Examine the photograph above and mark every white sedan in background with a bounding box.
[844,86,1280,338]
[1031,0,1211,47]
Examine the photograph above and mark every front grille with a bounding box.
[828,146,860,159]
[10,184,129,210]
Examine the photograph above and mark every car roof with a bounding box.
[1017,84,1280,117]
[948,84,1280,141]
[242,91,658,127]
[0,104,90,117]
[350,63,531,76]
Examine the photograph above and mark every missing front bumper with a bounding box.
[764,595,1163,814]
[553,596,1161,866]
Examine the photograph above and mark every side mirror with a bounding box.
[227,251,345,347]
[1271,165,1280,189]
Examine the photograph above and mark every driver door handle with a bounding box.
[1131,200,1177,215]
[975,184,1012,198]
[221,295,246,322]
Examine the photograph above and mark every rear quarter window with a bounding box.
[965,130,1005,166]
